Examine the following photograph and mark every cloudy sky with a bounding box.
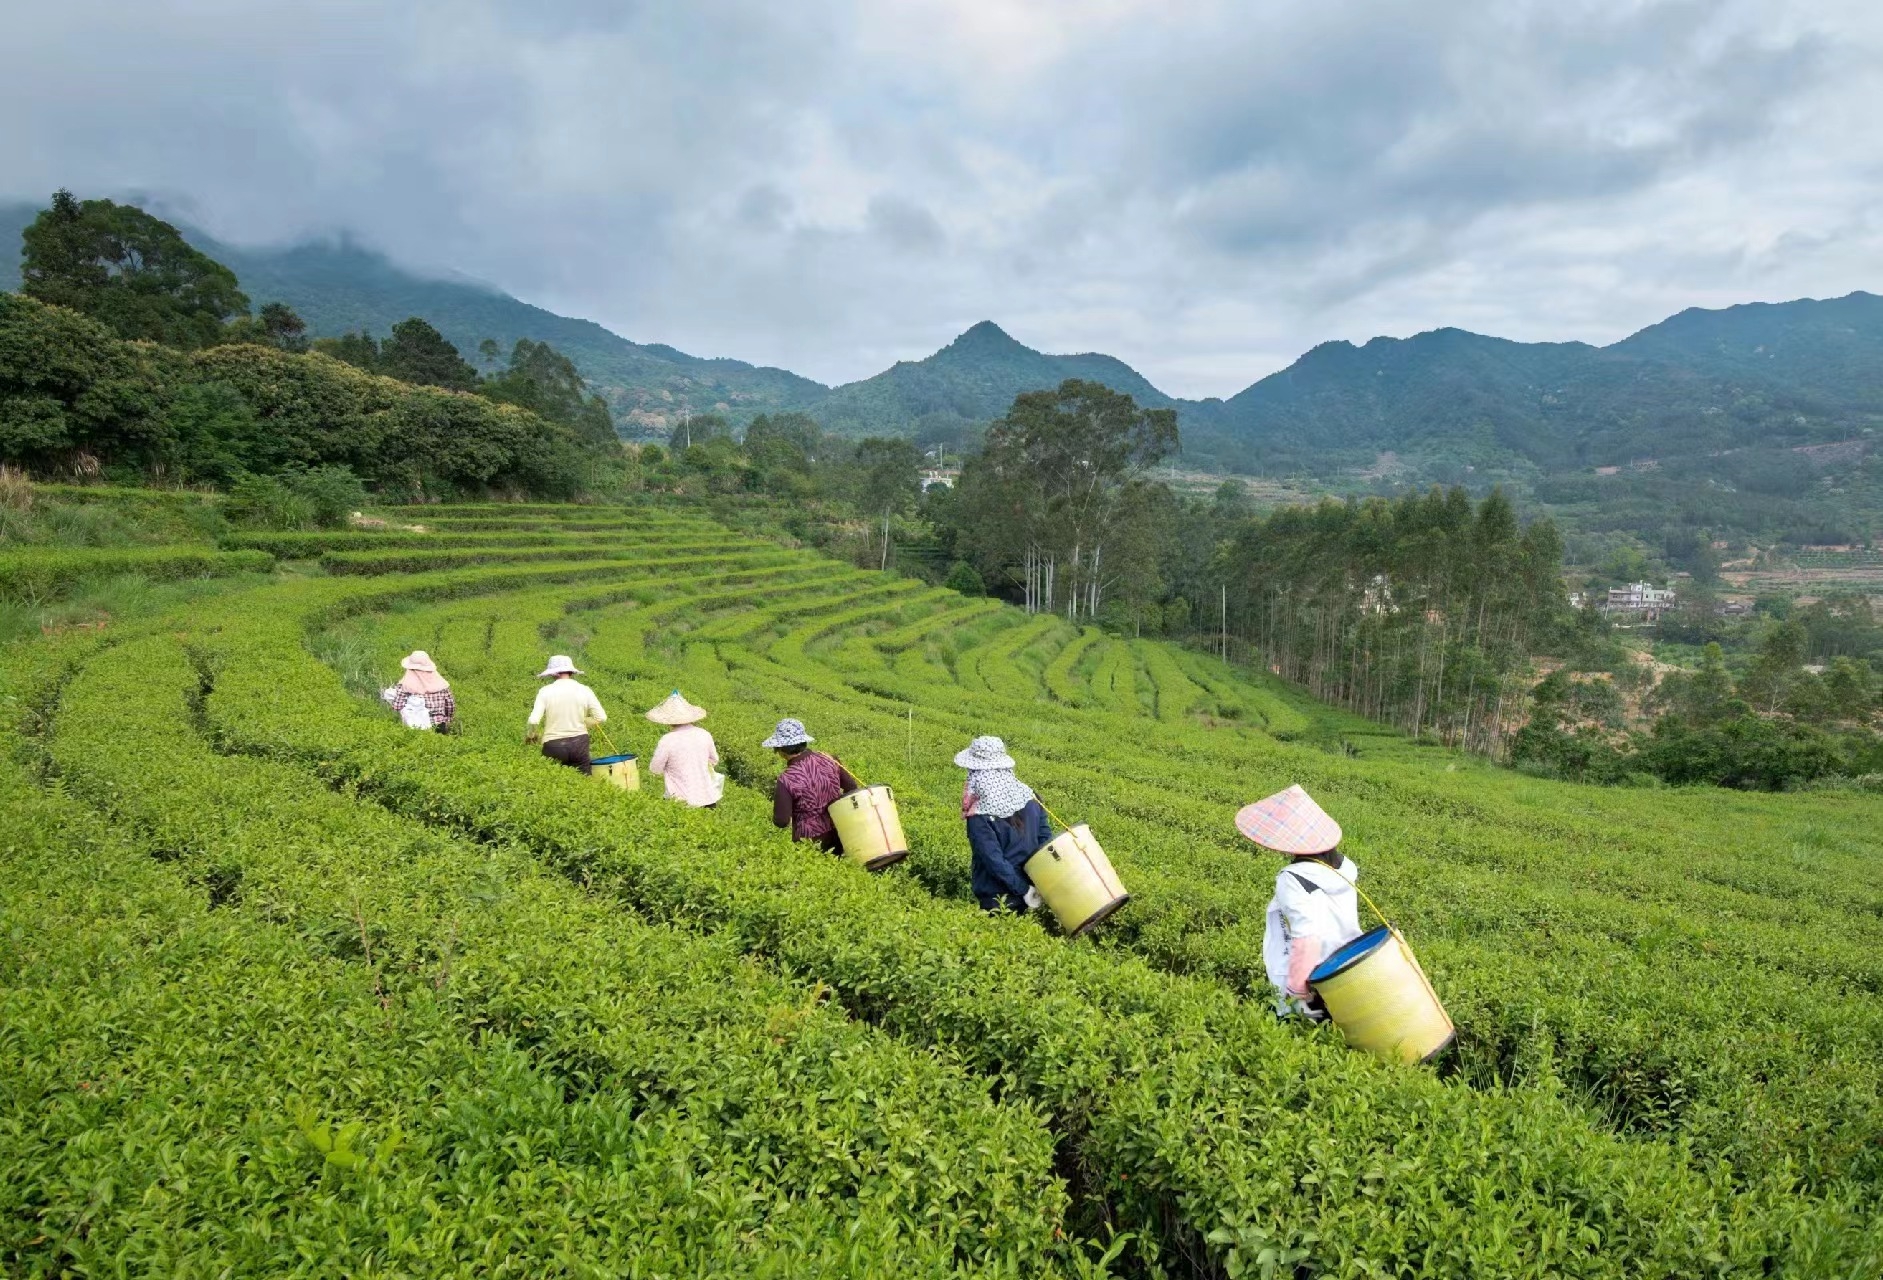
[6,0,1881,395]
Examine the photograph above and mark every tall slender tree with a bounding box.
[1226,487,1568,751]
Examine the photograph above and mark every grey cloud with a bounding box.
[1064,1,1827,258]
[866,194,945,253]
[734,184,793,233]
[2,0,1879,396]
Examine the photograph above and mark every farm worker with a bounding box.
[646,690,724,807]
[524,655,608,774]
[955,735,1048,915]
[1236,784,1364,1021]
[381,650,455,733]
[763,718,861,854]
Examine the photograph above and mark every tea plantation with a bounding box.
[4,504,1881,1277]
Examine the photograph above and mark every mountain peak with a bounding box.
[947,320,1028,353]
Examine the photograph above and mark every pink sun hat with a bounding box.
[1235,784,1342,855]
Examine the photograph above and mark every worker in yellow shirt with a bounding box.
[524,655,608,773]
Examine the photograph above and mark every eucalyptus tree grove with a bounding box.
[1226,487,1568,751]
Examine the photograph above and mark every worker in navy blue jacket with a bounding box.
[955,735,1051,914]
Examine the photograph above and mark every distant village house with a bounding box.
[1569,581,1677,623]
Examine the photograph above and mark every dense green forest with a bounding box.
[1,194,623,502]
[1223,490,1567,753]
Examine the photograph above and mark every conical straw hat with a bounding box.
[1235,784,1342,854]
[646,689,708,725]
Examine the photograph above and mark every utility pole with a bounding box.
[1221,583,1228,660]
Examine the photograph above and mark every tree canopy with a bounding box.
[481,338,618,449]
[0,292,616,499]
[377,317,480,392]
[20,191,250,349]
[1226,487,1568,750]
[952,380,1179,620]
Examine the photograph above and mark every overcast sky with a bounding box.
[6,0,1880,395]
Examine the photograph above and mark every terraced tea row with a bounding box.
[328,533,1883,1204]
[211,563,1873,1275]
[8,503,1881,1275]
[0,546,274,599]
[6,632,1080,1276]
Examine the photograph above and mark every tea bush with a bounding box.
[192,574,1877,1276]
[0,546,272,601]
[7,501,1883,1276]
[23,636,1082,1276]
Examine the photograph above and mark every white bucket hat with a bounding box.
[762,718,814,748]
[646,690,709,725]
[953,735,1015,770]
[538,654,583,678]
[401,650,438,673]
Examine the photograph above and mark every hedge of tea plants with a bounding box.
[6,635,1085,1276]
[4,501,1881,1277]
[329,510,1883,1201]
[0,546,273,601]
[185,602,1755,1275]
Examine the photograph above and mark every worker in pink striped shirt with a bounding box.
[763,718,859,854]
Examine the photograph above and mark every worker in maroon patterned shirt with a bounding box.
[764,718,859,855]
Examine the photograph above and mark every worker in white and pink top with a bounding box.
[645,690,724,807]
[1236,784,1363,1022]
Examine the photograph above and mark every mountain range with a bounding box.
[5,200,1880,484]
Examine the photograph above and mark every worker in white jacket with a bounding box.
[1237,784,1364,1020]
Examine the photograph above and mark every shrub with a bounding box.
[224,473,316,531]
[282,464,369,528]
[1640,714,1845,790]
[0,464,32,512]
[943,559,986,596]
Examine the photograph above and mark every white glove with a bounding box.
[1023,886,1043,911]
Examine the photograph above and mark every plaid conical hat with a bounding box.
[646,690,708,725]
[1235,784,1342,855]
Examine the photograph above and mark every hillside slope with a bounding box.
[0,202,826,434]
[7,500,1880,1275]
[6,200,1879,490]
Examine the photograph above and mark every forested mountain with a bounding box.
[813,320,1176,441]
[0,202,825,434]
[5,198,1879,505]
[1612,291,1883,400]
[1196,294,1883,479]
